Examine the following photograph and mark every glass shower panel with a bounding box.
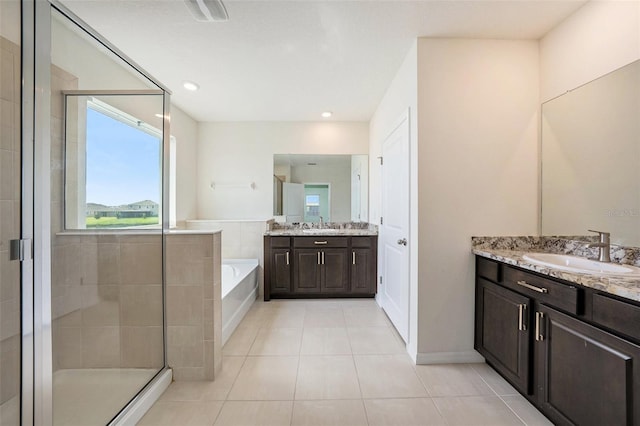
[0,1,22,424]
[50,8,165,425]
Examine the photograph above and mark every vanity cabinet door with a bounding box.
[535,304,640,426]
[321,248,349,293]
[475,278,531,394]
[293,249,322,293]
[351,248,375,294]
[270,249,291,294]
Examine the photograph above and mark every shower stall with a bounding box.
[1,0,171,424]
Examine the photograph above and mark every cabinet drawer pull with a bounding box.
[535,312,544,341]
[314,241,328,245]
[517,280,548,294]
[518,304,527,331]
[322,252,325,265]
[286,251,289,265]
[317,252,321,265]
[352,251,356,265]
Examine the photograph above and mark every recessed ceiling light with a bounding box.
[183,80,200,91]
[321,111,332,118]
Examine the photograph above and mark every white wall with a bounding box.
[171,105,198,225]
[540,0,640,102]
[415,39,539,362]
[197,122,369,219]
[369,41,419,358]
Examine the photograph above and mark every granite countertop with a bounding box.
[472,237,640,302]
[265,229,378,236]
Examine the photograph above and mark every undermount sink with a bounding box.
[523,253,640,276]
[302,229,337,234]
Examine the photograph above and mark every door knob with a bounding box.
[397,238,407,246]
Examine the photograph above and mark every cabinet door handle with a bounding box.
[286,251,289,265]
[317,252,321,265]
[535,312,544,341]
[352,251,356,265]
[517,280,548,294]
[518,304,527,331]
[322,251,325,265]
[314,241,328,245]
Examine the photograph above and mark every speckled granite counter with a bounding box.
[472,236,640,302]
[265,222,378,236]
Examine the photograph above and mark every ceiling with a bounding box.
[60,0,587,122]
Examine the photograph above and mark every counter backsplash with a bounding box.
[269,221,377,231]
[472,236,640,267]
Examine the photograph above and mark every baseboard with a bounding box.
[113,368,172,426]
[415,351,485,365]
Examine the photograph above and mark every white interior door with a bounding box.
[379,112,410,342]
[283,182,304,222]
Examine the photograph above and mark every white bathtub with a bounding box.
[222,259,259,345]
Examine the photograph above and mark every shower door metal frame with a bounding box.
[25,1,173,424]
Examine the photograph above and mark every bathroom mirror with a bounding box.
[273,154,369,223]
[541,59,640,246]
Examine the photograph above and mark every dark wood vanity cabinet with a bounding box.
[475,256,640,426]
[265,235,377,300]
[475,278,531,394]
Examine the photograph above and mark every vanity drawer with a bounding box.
[352,236,375,248]
[592,293,640,342]
[270,237,291,248]
[294,236,349,248]
[476,257,500,282]
[503,266,579,314]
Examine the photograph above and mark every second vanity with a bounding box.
[264,224,378,300]
[473,237,640,426]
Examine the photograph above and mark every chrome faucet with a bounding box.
[588,229,611,262]
[319,216,324,228]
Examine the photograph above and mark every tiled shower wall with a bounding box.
[0,36,21,406]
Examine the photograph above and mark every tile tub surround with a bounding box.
[140,298,552,426]
[265,222,378,236]
[166,230,222,381]
[472,236,640,302]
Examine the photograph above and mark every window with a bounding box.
[64,94,167,229]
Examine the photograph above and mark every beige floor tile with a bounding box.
[227,356,299,400]
[347,327,405,354]
[502,395,554,426]
[300,328,352,355]
[263,309,306,328]
[249,328,302,356]
[305,300,343,309]
[223,324,260,356]
[343,307,391,327]
[160,358,244,401]
[303,308,345,328]
[354,354,427,398]
[339,299,378,309]
[433,395,525,426]
[291,400,368,426]
[214,401,293,426]
[295,356,361,400]
[415,363,494,397]
[138,400,223,426]
[472,362,519,396]
[364,398,446,426]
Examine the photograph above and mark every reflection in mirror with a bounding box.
[273,154,368,223]
[541,60,640,246]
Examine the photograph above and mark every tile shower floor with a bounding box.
[140,299,552,426]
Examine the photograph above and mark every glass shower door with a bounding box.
[0,0,22,424]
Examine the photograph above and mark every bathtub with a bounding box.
[222,259,259,345]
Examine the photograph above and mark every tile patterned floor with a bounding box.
[139,299,553,426]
